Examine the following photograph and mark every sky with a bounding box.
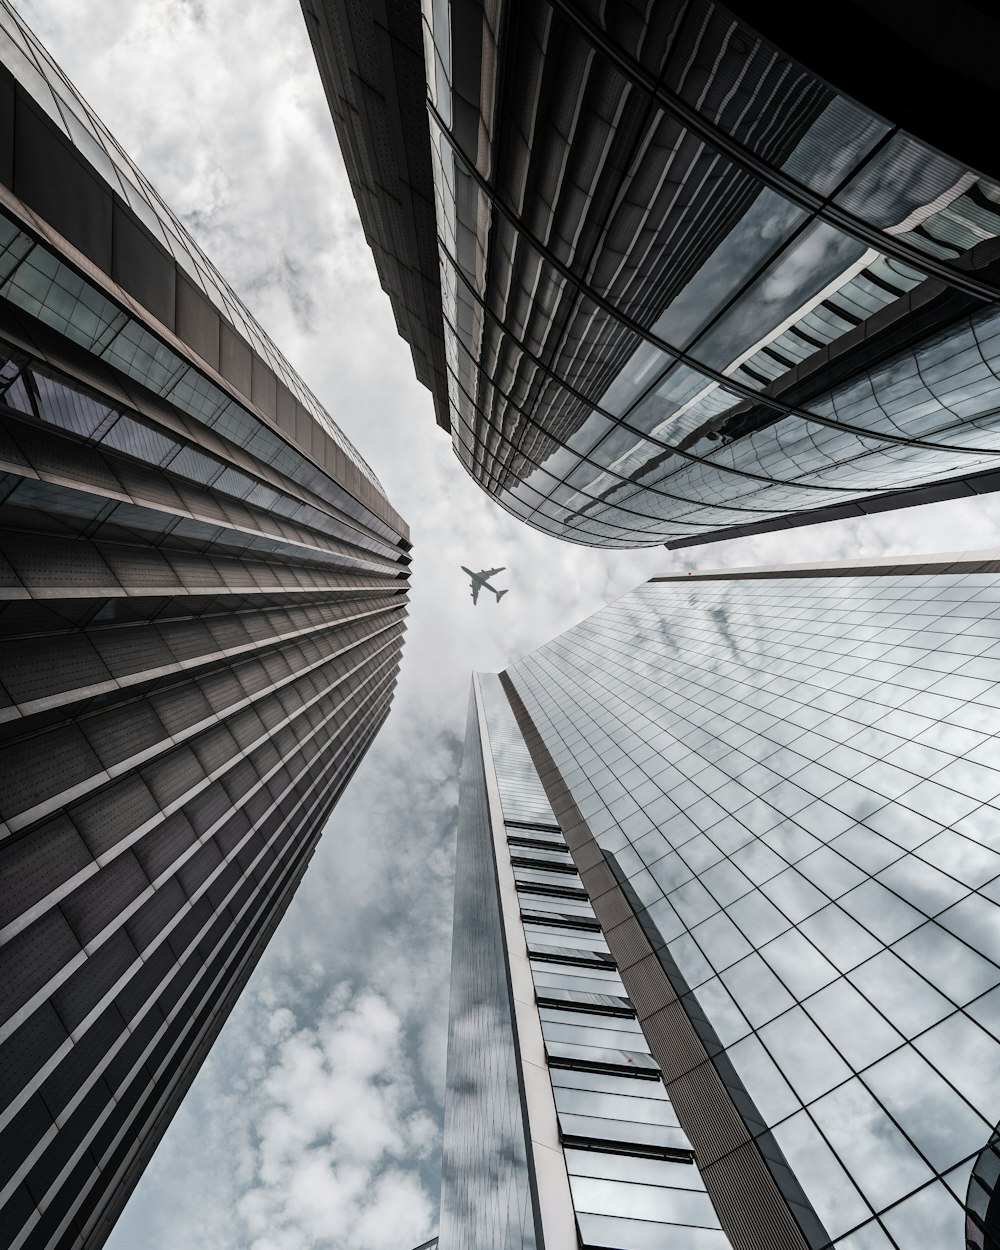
[13,1,1000,1248]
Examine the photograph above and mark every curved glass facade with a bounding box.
[967,1129,1000,1250]
[418,0,1000,546]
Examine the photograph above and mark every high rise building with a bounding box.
[443,553,1000,1249]
[442,674,732,1250]
[305,0,1000,549]
[0,7,410,1250]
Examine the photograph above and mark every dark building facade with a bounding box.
[307,0,1000,549]
[0,7,410,1250]
[445,554,1000,1249]
[300,0,450,431]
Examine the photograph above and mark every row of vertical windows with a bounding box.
[479,675,731,1248]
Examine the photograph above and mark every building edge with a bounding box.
[298,0,450,432]
[498,671,819,1250]
[663,469,1000,553]
[471,673,578,1250]
[652,548,1000,582]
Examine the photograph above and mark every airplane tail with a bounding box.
[495,589,508,603]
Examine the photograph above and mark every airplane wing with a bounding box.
[470,580,481,605]
[476,567,505,580]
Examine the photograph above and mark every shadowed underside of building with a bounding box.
[306,0,1000,548]
[0,6,410,1249]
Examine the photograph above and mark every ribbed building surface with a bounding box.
[439,685,540,1250]
[442,674,732,1250]
[0,7,409,1249]
[299,0,450,429]
[309,0,1000,548]
[487,553,1000,1249]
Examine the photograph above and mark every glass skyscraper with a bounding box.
[306,0,1000,549]
[442,675,730,1249]
[443,553,1000,1249]
[0,7,409,1249]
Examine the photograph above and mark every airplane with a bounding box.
[462,565,509,605]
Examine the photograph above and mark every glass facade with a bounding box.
[499,557,1000,1248]
[439,688,540,1250]
[441,675,731,1248]
[0,8,410,1250]
[307,0,1000,547]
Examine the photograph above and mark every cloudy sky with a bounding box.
[13,1,1000,1247]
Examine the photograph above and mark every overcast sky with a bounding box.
[14,1,1000,1248]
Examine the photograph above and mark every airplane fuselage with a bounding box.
[461,565,509,605]
[461,565,501,596]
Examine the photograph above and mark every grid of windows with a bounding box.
[473,675,730,1250]
[507,563,1000,1247]
[420,0,1000,547]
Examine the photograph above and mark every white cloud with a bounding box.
[235,988,437,1248]
[107,921,446,1249]
[100,696,457,1250]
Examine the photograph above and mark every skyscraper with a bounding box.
[0,7,409,1249]
[305,0,1000,549]
[442,674,732,1250]
[443,552,1000,1249]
